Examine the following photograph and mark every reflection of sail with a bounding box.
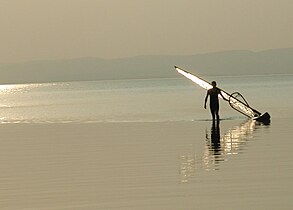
[179,120,257,183]
[175,66,268,120]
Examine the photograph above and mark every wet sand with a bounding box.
[0,119,291,209]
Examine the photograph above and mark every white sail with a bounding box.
[175,67,212,90]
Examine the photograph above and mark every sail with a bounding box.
[175,67,213,90]
[175,66,261,118]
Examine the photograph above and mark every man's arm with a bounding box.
[219,88,228,101]
[204,90,209,109]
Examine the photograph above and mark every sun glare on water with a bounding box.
[0,83,43,94]
[0,84,17,92]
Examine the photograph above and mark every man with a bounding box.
[204,81,226,121]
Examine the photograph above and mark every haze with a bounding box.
[0,0,293,63]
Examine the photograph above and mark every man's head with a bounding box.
[211,81,217,87]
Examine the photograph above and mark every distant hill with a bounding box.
[0,48,292,84]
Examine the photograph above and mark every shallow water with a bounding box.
[0,75,292,209]
[0,119,291,209]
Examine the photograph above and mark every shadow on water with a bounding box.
[180,119,270,183]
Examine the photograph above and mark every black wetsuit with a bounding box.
[208,87,221,120]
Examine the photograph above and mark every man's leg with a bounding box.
[210,106,216,121]
[215,104,220,121]
[216,110,219,121]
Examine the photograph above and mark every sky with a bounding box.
[0,0,293,63]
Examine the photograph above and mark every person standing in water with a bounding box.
[204,81,226,121]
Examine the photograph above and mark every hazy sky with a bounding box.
[0,0,292,62]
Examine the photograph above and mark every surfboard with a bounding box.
[175,66,271,123]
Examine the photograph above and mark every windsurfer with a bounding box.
[204,81,226,121]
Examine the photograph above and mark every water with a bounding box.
[0,74,292,123]
[0,78,193,123]
[0,74,292,209]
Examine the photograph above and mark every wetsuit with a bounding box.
[207,87,221,120]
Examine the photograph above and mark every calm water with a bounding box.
[0,74,292,209]
[0,74,292,123]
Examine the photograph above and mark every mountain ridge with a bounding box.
[0,48,292,84]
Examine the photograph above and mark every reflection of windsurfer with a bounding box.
[204,81,227,121]
[210,121,221,157]
[206,120,257,170]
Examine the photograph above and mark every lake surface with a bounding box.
[0,74,292,123]
[0,74,292,209]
